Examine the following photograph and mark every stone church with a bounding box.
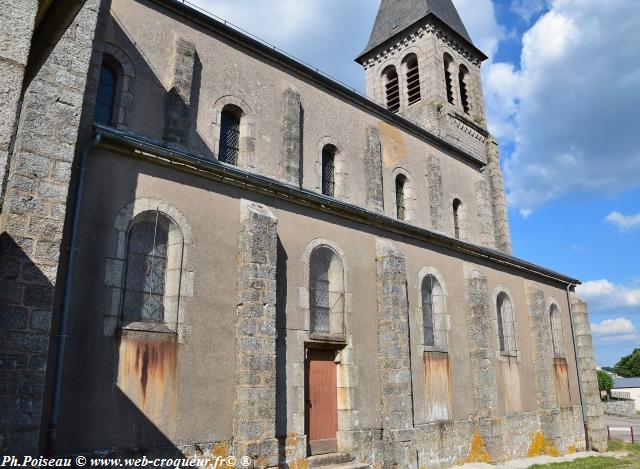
[0,0,607,466]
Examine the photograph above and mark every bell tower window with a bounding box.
[404,54,421,106]
[383,66,400,113]
[459,65,470,114]
[444,54,454,105]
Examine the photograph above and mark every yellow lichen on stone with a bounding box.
[527,431,559,457]
[465,432,491,463]
[287,460,309,469]
[567,445,577,454]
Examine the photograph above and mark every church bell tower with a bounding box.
[356,0,489,144]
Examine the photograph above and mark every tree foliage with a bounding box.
[613,348,640,378]
[597,370,614,395]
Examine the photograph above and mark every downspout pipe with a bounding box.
[566,283,589,450]
[47,132,101,455]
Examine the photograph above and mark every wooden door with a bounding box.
[306,349,338,455]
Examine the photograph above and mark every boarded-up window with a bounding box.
[458,65,470,114]
[396,175,407,220]
[550,304,565,357]
[405,55,421,105]
[309,247,345,337]
[384,66,400,113]
[497,292,517,355]
[219,107,241,165]
[321,145,336,197]
[95,62,117,125]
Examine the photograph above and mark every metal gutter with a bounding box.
[146,0,486,169]
[94,124,581,287]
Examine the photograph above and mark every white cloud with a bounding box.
[606,211,640,231]
[577,279,640,311]
[510,0,549,23]
[590,317,637,343]
[484,0,640,215]
[454,0,505,60]
[591,317,636,335]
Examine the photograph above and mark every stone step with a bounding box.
[307,453,353,467]
[319,464,370,469]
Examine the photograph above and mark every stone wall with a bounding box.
[0,0,38,206]
[164,37,196,150]
[601,399,636,418]
[0,0,109,455]
[280,88,302,186]
[486,138,511,254]
[570,294,607,452]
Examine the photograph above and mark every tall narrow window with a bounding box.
[405,55,421,105]
[453,199,462,239]
[321,145,336,197]
[95,63,117,125]
[309,246,345,337]
[443,54,454,105]
[497,292,516,355]
[219,107,241,165]
[383,66,400,113]
[459,65,470,114]
[550,304,565,357]
[121,211,170,325]
[396,175,407,220]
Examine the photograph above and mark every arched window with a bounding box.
[497,292,517,355]
[309,246,345,337]
[321,145,336,197]
[443,54,454,105]
[121,211,184,329]
[453,198,462,239]
[219,105,242,165]
[458,65,470,114]
[383,66,400,113]
[94,62,118,125]
[422,274,446,349]
[550,304,565,357]
[404,54,421,105]
[395,174,407,220]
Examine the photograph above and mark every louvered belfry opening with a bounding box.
[321,145,336,197]
[444,54,454,105]
[219,106,241,165]
[309,247,345,338]
[395,175,407,220]
[122,211,170,325]
[384,66,400,113]
[405,55,421,105]
[459,65,470,113]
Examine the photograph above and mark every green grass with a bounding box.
[527,441,640,468]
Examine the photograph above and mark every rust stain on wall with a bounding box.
[117,336,178,439]
[424,352,451,421]
[378,121,407,168]
[554,357,572,407]
[527,431,559,457]
[464,432,491,463]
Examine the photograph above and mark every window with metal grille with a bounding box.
[121,211,170,325]
[453,199,462,239]
[497,292,517,355]
[94,63,117,125]
[422,275,445,348]
[309,247,344,336]
[219,109,241,165]
[444,54,454,105]
[396,175,406,220]
[550,304,565,357]
[384,66,400,113]
[321,145,336,197]
[459,65,470,114]
[405,56,421,105]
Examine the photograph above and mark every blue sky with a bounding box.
[190,0,640,366]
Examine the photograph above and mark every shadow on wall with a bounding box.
[275,238,289,465]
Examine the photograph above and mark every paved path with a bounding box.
[447,451,628,468]
[605,415,640,442]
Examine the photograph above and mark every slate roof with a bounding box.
[613,377,640,389]
[359,0,474,59]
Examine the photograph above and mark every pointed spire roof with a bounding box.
[358,0,481,62]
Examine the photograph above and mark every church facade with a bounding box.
[0,0,607,467]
